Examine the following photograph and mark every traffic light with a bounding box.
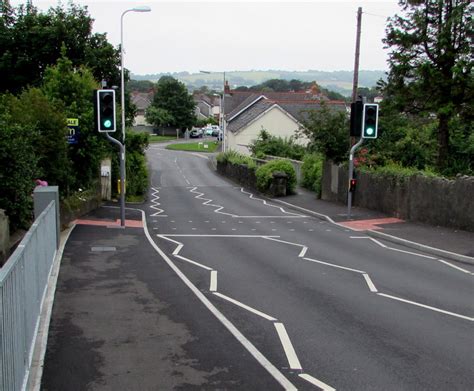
[350,101,363,137]
[362,103,379,139]
[95,89,116,132]
[349,178,357,192]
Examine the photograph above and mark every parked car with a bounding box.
[211,125,221,137]
[189,128,203,138]
[204,126,214,136]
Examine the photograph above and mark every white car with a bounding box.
[204,126,214,136]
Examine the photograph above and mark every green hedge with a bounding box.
[217,151,257,169]
[301,153,323,197]
[256,160,296,194]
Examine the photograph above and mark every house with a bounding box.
[193,93,221,122]
[131,91,154,130]
[224,89,347,155]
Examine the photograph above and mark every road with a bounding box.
[144,144,474,390]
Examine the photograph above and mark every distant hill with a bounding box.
[131,70,386,96]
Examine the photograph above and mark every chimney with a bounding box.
[224,80,231,94]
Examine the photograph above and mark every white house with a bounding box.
[225,93,347,155]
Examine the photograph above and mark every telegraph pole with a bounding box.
[352,7,362,103]
[348,7,363,219]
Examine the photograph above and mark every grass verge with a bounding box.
[148,135,178,143]
[166,142,219,153]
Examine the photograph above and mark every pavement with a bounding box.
[34,165,474,390]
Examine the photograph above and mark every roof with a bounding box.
[226,98,347,133]
[131,92,153,110]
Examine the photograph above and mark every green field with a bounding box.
[166,141,219,153]
[148,135,177,143]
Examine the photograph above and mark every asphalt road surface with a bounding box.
[143,145,474,391]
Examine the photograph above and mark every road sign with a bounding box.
[66,118,79,144]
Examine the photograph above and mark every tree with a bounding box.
[7,88,73,192]
[145,106,174,129]
[41,53,109,191]
[0,94,40,230]
[300,102,349,164]
[0,2,121,93]
[383,0,473,171]
[150,76,196,130]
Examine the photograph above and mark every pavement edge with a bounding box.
[27,224,76,391]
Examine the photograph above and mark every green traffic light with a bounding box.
[366,127,374,136]
[103,119,112,128]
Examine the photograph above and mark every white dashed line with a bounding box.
[210,270,217,292]
[363,273,378,292]
[274,323,302,370]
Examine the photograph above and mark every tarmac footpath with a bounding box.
[38,207,284,391]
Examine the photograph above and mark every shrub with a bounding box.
[301,154,323,196]
[112,131,149,199]
[256,160,296,194]
[249,129,306,161]
[217,151,257,169]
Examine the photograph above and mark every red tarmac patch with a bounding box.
[339,217,403,231]
[75,219,143,228]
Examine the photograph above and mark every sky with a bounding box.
[12,1,402,75]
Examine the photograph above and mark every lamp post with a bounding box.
[200,70,227,151]
[118,6,151,226]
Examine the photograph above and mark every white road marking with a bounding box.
[274,323,302,370]
[136,209,297,390]
[377,293,474,321]
[161,234,280,238]
[437,259,473,274]
[210,270,218,291]
[149,187,167,217]
[174,254,213,271]
[363,274,378,292]
[299,374,336,391]
[240,188,307,217]
[352,236,473,274]
[263,237,308,258]
[157,235,184,255]
[213,292,277,321]
[303,257,365,274]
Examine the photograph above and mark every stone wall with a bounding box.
[322,161,474,231]
[217,160,257,189]
[216,160,288,197]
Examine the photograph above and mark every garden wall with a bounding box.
[322,161,474,231]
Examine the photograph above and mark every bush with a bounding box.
[112,131,149,200]
[256,160,296,194]
[217,151,257,169]
[0,121,39,231]
[249,129,306,161]
[301,154,323,196]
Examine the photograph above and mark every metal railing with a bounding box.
[1,201,57,391]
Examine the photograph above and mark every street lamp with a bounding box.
[121,6,151,143]
[200,70,227,151]
[118,5,151,226]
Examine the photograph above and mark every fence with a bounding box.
[0,200,57,391]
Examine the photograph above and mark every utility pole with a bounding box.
[348,7,363,219]
[352,7,362,103]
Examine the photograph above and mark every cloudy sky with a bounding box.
[13,1,401,75]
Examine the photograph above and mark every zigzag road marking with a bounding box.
[188,186,307,218]
[149,187,167,217]
[156,233,331,389]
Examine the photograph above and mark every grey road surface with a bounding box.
[143,145,474,390]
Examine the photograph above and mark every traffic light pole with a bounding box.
[347,137,364,219]
[105,132,126,227]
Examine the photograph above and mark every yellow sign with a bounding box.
[67,118,79,126]
[117,179,126,194]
